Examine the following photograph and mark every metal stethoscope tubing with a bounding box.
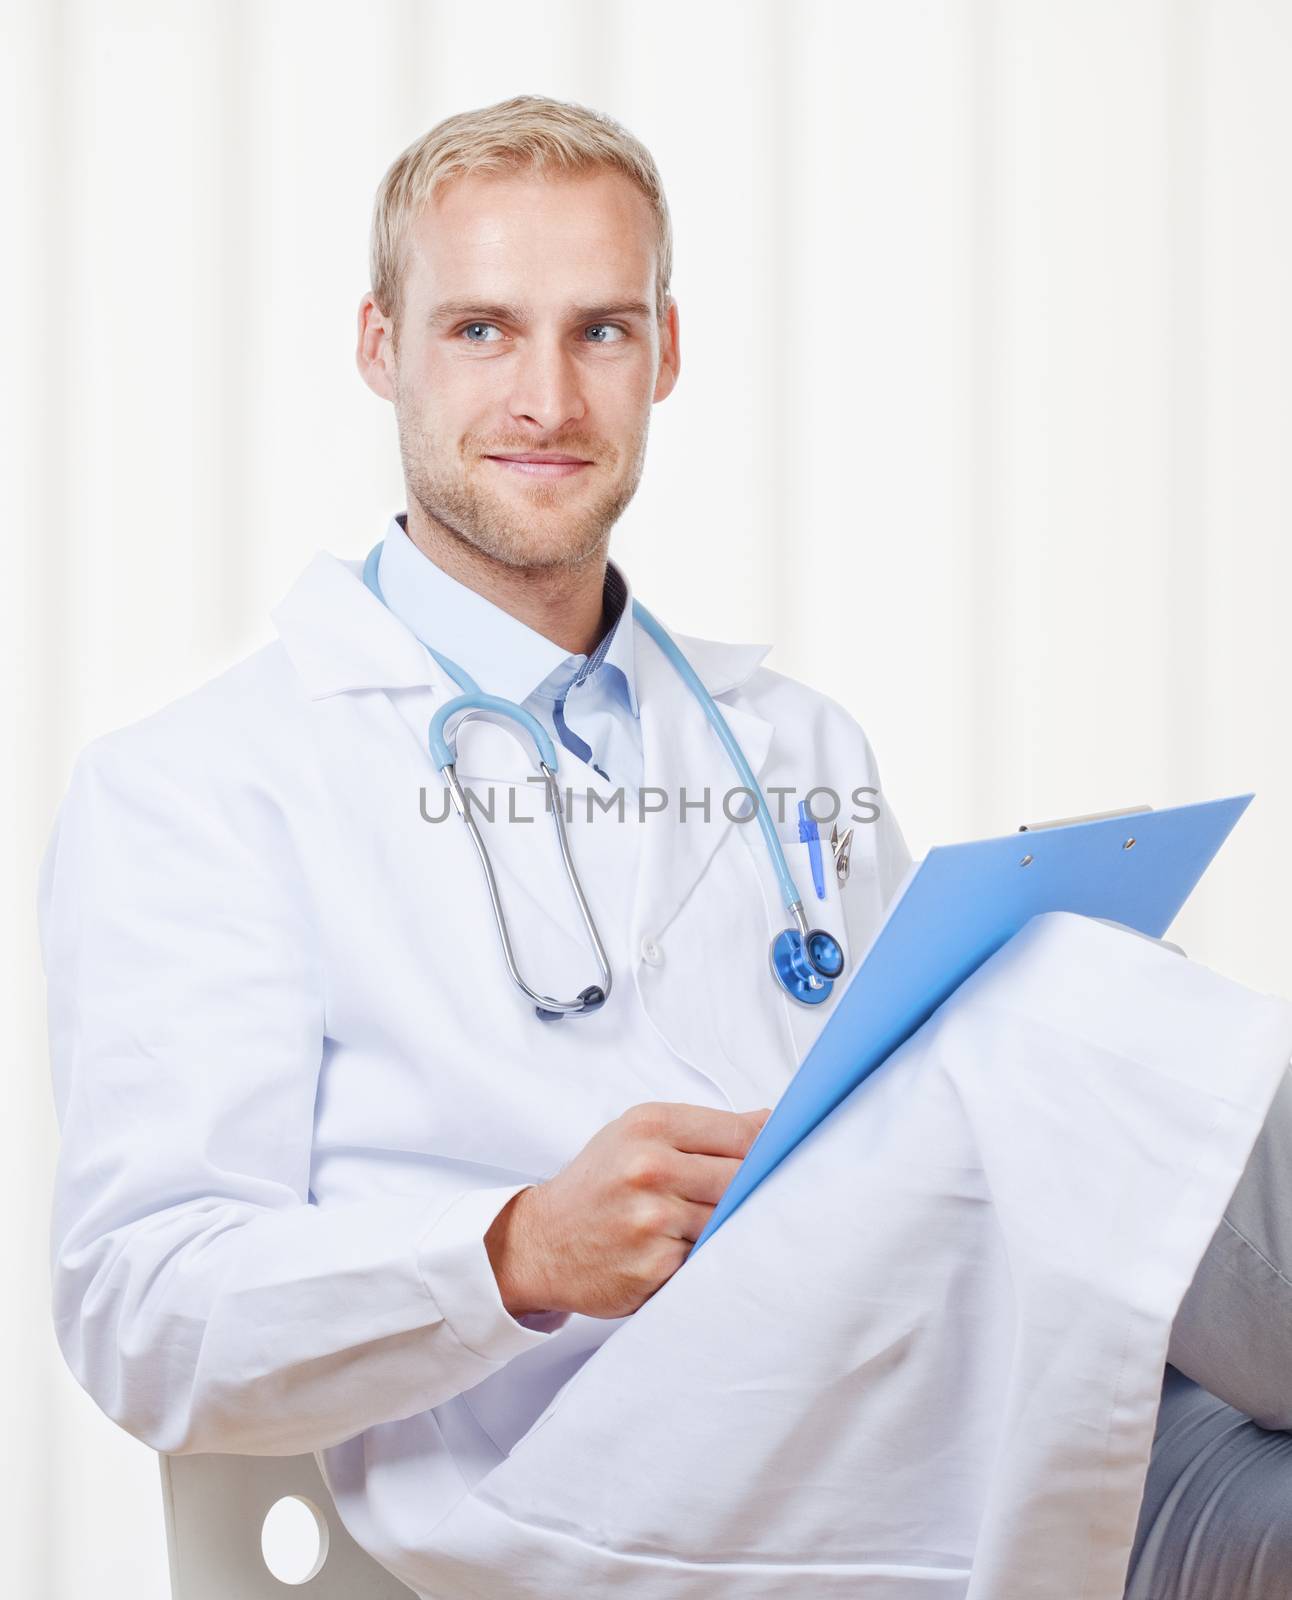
[361,542,844,1018]
[439,715,613,1022]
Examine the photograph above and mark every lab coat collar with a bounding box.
[271,549,437,698]
[270,547,773,704]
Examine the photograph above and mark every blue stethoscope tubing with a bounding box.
[361,542,845,1019]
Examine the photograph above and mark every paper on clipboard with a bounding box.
[693,792,1255,1249]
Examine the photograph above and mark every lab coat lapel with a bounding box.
[629,620,774,967]
[271,551,434,697]
[272,553,473,834]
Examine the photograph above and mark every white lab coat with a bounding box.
[418,911,1292,1599]
[39,547,1292,1599]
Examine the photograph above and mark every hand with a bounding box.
[485,1101,772,1320]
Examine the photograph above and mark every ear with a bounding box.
[653,298,681,403]
[356,292,397,402]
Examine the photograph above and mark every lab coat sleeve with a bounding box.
[39,734,563,1459]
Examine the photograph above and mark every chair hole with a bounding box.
[261,1494,330,1585]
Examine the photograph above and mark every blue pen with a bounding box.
[798,800,827,901]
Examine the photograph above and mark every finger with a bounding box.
[662,1196,715,1244]
[644,1102,771,1158]
[670,1151,745,1207]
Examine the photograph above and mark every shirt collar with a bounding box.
[378,513,639,716]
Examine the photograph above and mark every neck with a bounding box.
[402,506,609,657]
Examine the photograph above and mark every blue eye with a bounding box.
[457,321,626,344]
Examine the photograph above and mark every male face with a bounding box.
[358,167,680,572]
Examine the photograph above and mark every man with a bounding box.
[39,94,1292,1598]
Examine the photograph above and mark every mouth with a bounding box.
[484,453,593,480]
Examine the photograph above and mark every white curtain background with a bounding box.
[3,0,1289,1592]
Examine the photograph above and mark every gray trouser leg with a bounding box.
[1125,1368,1292,1598]
[1124,1061,1292,1597]
[1168,1060,1292,1429]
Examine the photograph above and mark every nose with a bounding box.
[507,329,586,434]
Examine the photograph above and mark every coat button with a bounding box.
[640,935,664,967]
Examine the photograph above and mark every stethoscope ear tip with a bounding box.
[534,984,607,1023]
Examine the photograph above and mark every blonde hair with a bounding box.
[369,94,674,342]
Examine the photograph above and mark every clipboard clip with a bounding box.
[1018,803,1153,832]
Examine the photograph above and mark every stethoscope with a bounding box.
[362,542,846,1020]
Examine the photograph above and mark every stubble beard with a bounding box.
[395,389,650,574]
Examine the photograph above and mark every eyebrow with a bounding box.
[427,299,654,329]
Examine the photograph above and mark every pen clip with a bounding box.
[833,826,854,885]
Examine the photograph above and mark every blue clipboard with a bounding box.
[693,793,1254,1250]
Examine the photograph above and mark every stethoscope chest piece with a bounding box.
[769,924,845,1006]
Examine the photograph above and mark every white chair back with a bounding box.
[159,1451,418,1597]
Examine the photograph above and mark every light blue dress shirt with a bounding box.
[376,514,642,791]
